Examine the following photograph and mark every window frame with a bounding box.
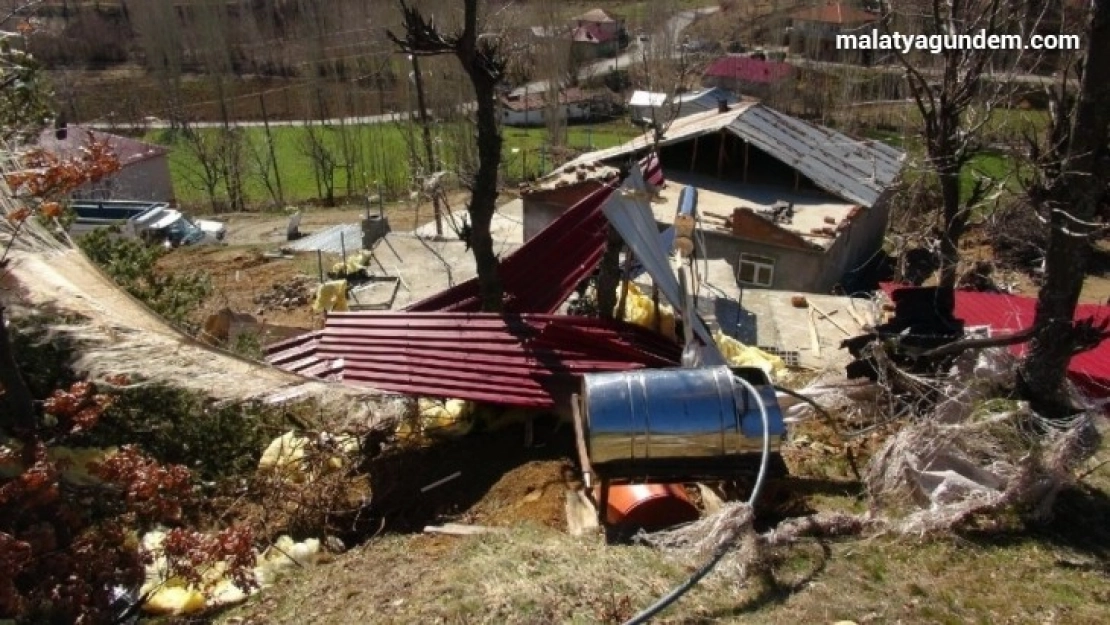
[737,253,776,287]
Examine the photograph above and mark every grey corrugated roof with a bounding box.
[727,105,903,207]
[566,105,750,167]
[283,223,363,254]
[565,104,905,207]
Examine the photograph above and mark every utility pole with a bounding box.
[409,53,444,238]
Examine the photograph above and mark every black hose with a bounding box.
[622,374,772,625]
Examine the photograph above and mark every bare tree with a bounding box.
[1019,0,1110,414]
[246,130,283,209]
[218,127,248,213]
[300,122,339,207]
[179,123,226,212]
[882,0,1022,292]
[388,0,505,311]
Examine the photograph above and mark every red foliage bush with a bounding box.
[0,380,254,623]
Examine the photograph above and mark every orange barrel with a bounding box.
[601,483,700,528]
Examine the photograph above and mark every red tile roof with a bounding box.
[790,3,879,25]
[881,284,1110,399]
[703,56,795,84]
[572,22,616,44]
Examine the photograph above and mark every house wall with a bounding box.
[697,229,827,292]
[502,102,594,127]
[790,19,875,64]
[72,156,175,204]
[816,190,893,291]
[521,182,607,241]
[695,192,893,294]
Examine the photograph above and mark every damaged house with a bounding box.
[551,102,905,293]
[500,87,610,127]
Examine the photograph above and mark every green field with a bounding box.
[146,121,641,209]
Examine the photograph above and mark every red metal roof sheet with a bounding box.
[407,155,663,314]
[881,284,1110,399]
[265,155,677,406]
[266,313,681,408]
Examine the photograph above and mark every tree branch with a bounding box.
[917,326,1036,360]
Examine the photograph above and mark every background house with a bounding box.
[701,55,795,100]
[628,87,740,125]
[569,8,626,61]
[789,2,879,64]
[550,103,906,293]
[37,125,174,203]
[501,87,608,127]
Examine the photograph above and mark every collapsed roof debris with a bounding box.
[266,312,681,408]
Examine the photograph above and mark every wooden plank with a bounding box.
[845,304,867,328]
[423,523,505,536]
[810,302,853,337]
[808,306,821,356]
[571,394,594,488]
[565,490,600,537]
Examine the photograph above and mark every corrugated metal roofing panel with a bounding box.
[728,105,904,207]
[566,104,905,207]
[283,223,363,254]
[405,177,618,313]
[880,284,1110,399]
[265,312,681,408]
[565,107,750,169]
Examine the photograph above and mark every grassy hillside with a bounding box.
[146,121,641,208]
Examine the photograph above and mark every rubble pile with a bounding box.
[253,275,315,312]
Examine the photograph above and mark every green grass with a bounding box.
[862,123,1028,209]
[146,121,640,208]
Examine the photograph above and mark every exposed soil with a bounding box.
[154,199,455,336]
[157,245,322,331]
[362,417,578,534]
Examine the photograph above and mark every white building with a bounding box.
[501,87,604,127]
[628,87,740,126]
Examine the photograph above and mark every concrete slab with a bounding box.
[350,200,525,310]
[652,173,858,249]
[636,257,879,372]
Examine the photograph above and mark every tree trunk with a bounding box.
[0,307,35,434]
[467,71,504,312]
[1019,0,1110,413]
[937,169,965,291]
[596,228,623,319]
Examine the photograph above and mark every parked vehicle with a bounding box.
[68,200,226,247]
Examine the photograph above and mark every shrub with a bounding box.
[77,228,211,330]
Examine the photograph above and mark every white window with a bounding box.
[738,253,775,287]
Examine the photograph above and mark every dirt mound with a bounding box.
[156,246,321,328]
[364,417,579,533]
[464,460,578,530]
